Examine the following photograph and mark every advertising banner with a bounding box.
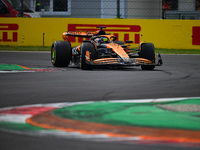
[0,18,199,49]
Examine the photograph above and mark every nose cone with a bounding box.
[123,58,130,64]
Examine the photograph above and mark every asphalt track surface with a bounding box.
[0,51,200,150]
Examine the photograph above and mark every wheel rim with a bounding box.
[51,46,56,64]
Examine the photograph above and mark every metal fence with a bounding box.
[20,0,200,19]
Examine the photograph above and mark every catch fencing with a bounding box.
[24,0,200,19]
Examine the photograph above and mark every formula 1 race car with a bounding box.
[51,26,162,70]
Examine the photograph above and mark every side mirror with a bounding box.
[125,40,133,43]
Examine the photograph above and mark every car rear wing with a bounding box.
[62,30,101,41]
[62,27,107,41]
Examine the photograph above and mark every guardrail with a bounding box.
[164,11,200,20]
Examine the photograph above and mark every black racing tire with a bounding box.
[51,41,71,67]
[80,42,95,70]
[140,43,155,70]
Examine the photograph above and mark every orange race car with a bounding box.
[51,27,162,70]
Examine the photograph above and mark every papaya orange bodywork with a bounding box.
[85,51,90,62]
[106,43,129,59]
[57,27,162,69]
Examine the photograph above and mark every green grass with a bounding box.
[155,48,200,54]
[0,45,200,54]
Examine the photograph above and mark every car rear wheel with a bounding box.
[140,43,155,70]
[51,41,71,67]
[80,42,95,70]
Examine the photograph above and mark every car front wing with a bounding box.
[91,55,162,66]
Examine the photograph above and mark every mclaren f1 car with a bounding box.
[51,26,162,70]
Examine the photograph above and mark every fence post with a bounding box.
[20,0,23,17]
[117,0,120,18]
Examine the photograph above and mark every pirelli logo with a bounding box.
[193,26,200,45]
[68,24,141,44]
[0,24,19,42]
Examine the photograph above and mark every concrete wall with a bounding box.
[125,0,162,19]
[178,0,195,11]
[71,0,101,18]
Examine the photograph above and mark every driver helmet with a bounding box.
[94,37,109,44]
[100,37,108,43]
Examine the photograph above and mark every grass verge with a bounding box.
[155,48,200,55]
[0,45,200,54]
